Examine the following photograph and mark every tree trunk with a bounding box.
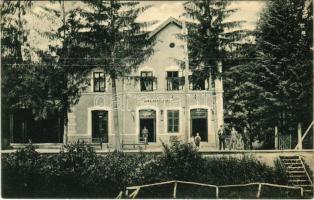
[111,76,121,151]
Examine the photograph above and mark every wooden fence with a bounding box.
[117,180,303,199]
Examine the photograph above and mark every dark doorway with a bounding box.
[92,110,109,143]
[11,109,64,143]
[191,109,208,142]
[139,109,156,143]
[140,119,156,143]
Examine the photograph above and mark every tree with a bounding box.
[224,0,313,149]
[183,0,247,82]
[254,0,312,139]
[34,1,95,144]
[70,0,156,150]
[1,0,33,146]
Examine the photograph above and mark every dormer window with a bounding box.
[93,72,105,92]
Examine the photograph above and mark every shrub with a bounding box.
[39,141,98,197]
[1,141,291,198]
[2,143,43,197]
[140,140,288,186]
[141,140,205,183]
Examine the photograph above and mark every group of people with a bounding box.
[190,133,202,148]
[218,125,244,150]
[142,125,244,150]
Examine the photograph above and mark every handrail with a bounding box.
[295,121,314,149]
[299,155,313,186]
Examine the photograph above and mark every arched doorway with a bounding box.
[190,108,208,142]
[139,109,156,143]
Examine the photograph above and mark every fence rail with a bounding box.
[120,180,303,199]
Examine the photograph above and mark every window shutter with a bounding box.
[165,71,168,90]
[205,78,209,90]
[179,71,184,89]
[188,75,193,90]
[153,77,157,90]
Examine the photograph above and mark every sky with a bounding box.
[27,1,266,50]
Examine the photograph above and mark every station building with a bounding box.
[67,17,224,149]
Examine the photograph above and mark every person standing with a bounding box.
[229,127,238,150]
[142,126,149,144]
[218,125,226,150]
[189,135,195,145]
[194,133,201,148]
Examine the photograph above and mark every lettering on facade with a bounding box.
[143,99,173,103]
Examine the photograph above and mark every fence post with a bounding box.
[216,187,219,199]
[173,181,177,198]
[275,126,278,150]
[297,123,302,150]
[256,184,262,198]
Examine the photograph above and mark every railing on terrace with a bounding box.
[117,180,303,199]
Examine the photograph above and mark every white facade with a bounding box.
[67,17,224,149]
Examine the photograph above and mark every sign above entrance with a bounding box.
[139,109,156,119]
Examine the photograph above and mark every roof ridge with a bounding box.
[148,17,182,39]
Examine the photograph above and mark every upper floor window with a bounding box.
[141,71,156,91]
[167,110,179,133]
[93,72,105,92]
[166,71,184,90]
[189,75,208,90]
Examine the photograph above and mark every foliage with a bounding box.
[2,142,290,198]
[182,0,248,82]
[224,0,313,147]
[141,140,205,183]
[254,0,312,133]
[2,142,43,197]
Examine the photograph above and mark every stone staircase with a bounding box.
[279,155,313,197]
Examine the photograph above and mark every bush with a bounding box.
[2,143,43,197]
[2,141,290,198]
[141,140,205,183]
[84,151,150,197]
[39,141,98,197]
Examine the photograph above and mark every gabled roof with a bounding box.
[148,17,182,39]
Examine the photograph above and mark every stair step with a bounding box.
[297,184,313,187]
[279,156,299,159]
[288,174,307,177]
[288,177,308,180]
[284,164,303,167]
[288,181,310,184]
[287,170,305,174]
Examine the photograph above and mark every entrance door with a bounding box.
[139,109,156,143]
[92,110,108,143]
[191,109,208,142]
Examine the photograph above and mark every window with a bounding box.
[189,75,207,90]
[93,72,105,92]
[167,71,184,90]
[141,71,155,91]
[167,110,179,133]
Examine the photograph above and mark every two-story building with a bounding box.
[67,17,224,149]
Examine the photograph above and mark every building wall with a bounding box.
[68,20,220,149]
